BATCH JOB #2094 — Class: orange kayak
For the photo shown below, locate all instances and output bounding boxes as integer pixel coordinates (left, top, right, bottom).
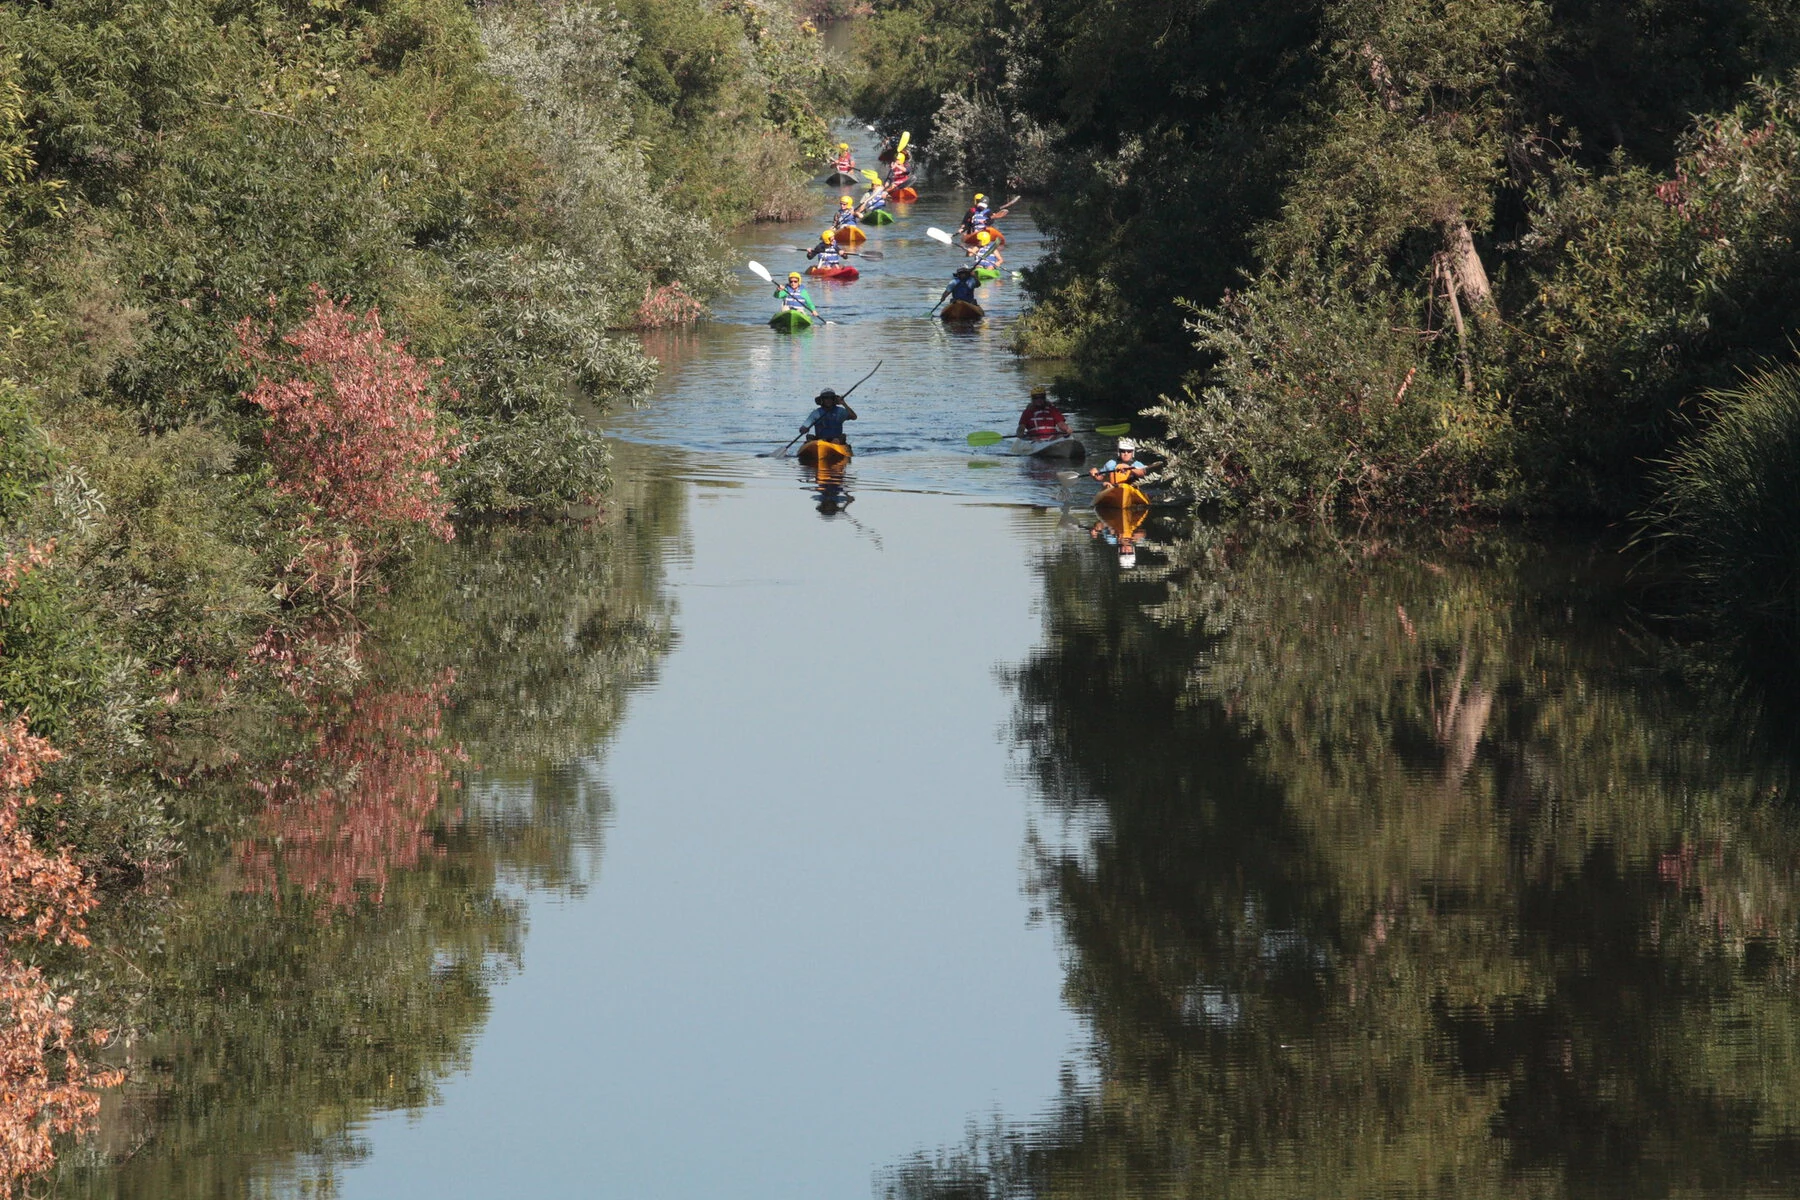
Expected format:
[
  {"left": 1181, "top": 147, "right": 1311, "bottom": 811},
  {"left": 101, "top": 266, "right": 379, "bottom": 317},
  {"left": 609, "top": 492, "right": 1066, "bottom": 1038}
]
[
  {"left": 894, "top": 187, "right": 918, "bottom": 202},
  {"left": 1095, "top": 482, "right": 1149, "bottom": 510},
  {"left": 798, "top": 439, "right": 852, "bottom": 466},
  {"left": 962, "top": 226, "right": 1005, "bottom": 246},
  {"left": 837, "top": 226, "right": 867, "bottom": 245}
]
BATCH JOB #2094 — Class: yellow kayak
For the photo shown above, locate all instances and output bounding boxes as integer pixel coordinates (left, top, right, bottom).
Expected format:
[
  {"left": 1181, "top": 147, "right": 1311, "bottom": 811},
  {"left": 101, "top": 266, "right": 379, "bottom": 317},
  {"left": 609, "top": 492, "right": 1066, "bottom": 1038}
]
[
  {"left": 798, "top": 439, "right": 852, "bottom": 466},
  {"left": 836, "top": 226, "right": 867, "bottom": 245},
  {"left": 1094, "top": 482, "right": 1149, "bottom": 510}
]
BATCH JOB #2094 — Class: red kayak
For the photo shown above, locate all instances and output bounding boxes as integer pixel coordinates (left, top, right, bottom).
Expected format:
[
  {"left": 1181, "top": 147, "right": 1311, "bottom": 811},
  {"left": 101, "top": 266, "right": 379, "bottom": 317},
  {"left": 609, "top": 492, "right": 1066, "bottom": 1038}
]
[{"left": 805, "top": 264, "right": 860, "bottom": 281}]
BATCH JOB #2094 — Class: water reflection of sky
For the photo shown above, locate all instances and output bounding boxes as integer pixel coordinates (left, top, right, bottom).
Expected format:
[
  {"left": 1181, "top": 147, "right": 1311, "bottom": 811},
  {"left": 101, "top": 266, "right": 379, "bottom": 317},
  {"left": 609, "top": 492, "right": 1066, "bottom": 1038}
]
[{"left": 332, "top": 461, "right": 1095, "bottom": 1199}]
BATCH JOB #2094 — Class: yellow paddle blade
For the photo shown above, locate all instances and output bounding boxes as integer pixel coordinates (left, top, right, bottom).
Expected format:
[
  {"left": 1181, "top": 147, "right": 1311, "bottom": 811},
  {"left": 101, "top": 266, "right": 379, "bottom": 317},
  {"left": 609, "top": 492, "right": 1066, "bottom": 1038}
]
[
  {"left": 862, "top": 169, "right": 882, "bottom": 184},
  {"left": 897, "top": 131, "right": 911, "bottom": 153}
]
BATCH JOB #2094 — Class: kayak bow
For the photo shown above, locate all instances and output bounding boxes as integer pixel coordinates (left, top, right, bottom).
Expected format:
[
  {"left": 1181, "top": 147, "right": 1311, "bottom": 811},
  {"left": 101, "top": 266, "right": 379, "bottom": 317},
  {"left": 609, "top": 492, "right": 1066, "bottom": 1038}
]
[
  {"left": 1094, "top": 482, "right": 1150, "bottom": 510},
  {"left": 798, "top": 439, "right": 852, "bottom": 466},
  {"left": 805, "top": 264, "right": 860, "bottom": 281},
  {"left": 770, "top": 309, "right": 814, "bottom": 332}
]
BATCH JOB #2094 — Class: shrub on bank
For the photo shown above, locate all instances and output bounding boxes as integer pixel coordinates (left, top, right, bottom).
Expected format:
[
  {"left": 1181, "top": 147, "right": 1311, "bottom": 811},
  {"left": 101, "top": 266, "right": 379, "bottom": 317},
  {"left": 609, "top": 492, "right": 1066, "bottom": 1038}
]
[{"left": 1645, "top": 363, "right": 1800, "bottom": 651}]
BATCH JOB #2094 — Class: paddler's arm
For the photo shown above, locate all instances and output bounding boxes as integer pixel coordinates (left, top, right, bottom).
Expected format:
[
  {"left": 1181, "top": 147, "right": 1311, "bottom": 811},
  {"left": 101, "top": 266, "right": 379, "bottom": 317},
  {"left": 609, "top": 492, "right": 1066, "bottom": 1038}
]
[{"left": 842, "top": 404, "right": 858, "bottom": 421}]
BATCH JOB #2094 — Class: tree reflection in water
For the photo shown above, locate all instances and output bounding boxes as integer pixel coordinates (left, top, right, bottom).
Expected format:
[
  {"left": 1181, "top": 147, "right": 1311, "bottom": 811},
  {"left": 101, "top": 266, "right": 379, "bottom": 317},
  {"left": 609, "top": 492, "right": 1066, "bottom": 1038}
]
[
  {"left": 54, "top": 461, "right": 682, "bottom": 1198},
  {"left": 888, "top": 522, "right": 1800, "bottom": 1200}
]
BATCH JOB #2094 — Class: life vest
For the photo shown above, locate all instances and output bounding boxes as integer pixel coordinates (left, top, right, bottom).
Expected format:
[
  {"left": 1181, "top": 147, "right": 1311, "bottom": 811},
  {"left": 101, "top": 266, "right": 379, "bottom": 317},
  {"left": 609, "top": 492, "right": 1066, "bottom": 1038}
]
[
  {"left": 833, "top": 208, "right": 859, "bottom": 229},
  {"left": 813, "top": 408, "right": 848, "bottom": 441},
  {"left": 780, "top": 286, "right": 810, "bottom": 310},
  {"left": 1022, "top": 406, "right": 1063, "bottom": 439},
  {"left": 948, "top": 275, "right": 978, "bottom": 303},
  {"left": 833, "top": 152, "right": 855, "bottom": 172},
  {"left": 975, "top": 246, "right": 1000, "bottom": 268},
  {"left": 888, "top": 162, "right": 911, "bottom": 186},
  {"left": 816, "top": 246, "right": 842, "bottom": 266},
  {"left": 862, "top": 189, "right": 886, "bottom": 211},
  {"left": 968, "top": 206, "right": 991, "bottom": 230}
]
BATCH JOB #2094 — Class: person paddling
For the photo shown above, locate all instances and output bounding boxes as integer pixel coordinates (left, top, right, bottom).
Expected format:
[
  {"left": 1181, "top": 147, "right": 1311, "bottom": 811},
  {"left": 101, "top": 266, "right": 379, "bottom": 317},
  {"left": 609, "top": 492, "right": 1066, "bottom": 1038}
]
[
  {"left": 775, "top": 271, "right": 819, "bottom": 317},
  {"left": 958, "top": 194, "right": 992, "bottom": 237},
  {"left": 832, "top": 194, "right": 861, "bottom": 232},
  {"left": 939, "top": 266, "right": 980, "bottom": 309},
  {"left": 886, "top": 151, "right": 912, "bottom": 190},
  {"left": 967, "top": 229, "right": 1003, "bottom": 269},
  {"left": 1016, "top": 387, "right": 1071, "bottom": 441},
  {"left": 1090, "top": 438, "right": 1149, "bottom": 486},
  {"left": 831, "top": 142, "right": 855, "bottom": 174},
  {"left": 800, "top": 389, "right": 858, "bottom": 449},
  {"left": 856, "top": 177, "right": 889, "bottom": 217},
  {"left": 806, "top": 230, "right": 845, "bottom": 266}
]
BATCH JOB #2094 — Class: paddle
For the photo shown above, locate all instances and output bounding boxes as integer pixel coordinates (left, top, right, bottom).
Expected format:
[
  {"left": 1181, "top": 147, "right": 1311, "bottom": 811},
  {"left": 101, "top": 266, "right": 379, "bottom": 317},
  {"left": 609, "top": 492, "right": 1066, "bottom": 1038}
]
[
  {"left": 966, "top": 431, "right": 1007, "bottom": 447},
  {"left": 1095, "top": 422, "right": 1131, "bottom": 437},
  {"left": 749, "top": 260, "right": 832, "bottom": 324},
  {"left": 792, "top": 248, "right": 884, "bottom": 260},
  {"left": 927, "top": 227, "right": 955, "bottom": 246}
]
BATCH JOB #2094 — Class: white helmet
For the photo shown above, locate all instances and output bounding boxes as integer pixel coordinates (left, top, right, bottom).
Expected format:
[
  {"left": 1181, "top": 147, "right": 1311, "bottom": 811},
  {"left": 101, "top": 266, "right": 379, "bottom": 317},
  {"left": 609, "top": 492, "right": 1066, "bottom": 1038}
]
[
  {"left": 1118, "top": 548, "right": 1137, "bottom": 569},
  {"left": 1117, "top": 437, "right": 1137, "bottom": 452}
]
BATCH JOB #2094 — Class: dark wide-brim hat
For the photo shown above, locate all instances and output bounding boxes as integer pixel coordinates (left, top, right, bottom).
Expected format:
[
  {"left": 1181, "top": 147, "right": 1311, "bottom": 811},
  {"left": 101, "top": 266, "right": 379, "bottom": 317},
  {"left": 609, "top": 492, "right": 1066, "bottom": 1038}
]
[{"left": 816, "top": 389, "right": 841, "bottom": 402}]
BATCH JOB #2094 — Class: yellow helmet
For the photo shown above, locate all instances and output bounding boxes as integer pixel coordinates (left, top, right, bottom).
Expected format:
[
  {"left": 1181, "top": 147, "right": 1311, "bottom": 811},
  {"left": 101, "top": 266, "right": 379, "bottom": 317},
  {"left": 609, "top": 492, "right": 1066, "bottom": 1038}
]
[
  {"left": 895, "top": 152, "right": 907, "bottom": 164},
  {"left": 822, "top": 230, "right": 835, "bottom": 242},
  {"left": 973, "top": 192, "right": 987, "bottom": 202},
  {"left": 837, "top": 142, "right": 849, "bottom": 151},
  {"left": 787, "top": 271, "right": 801, "bottom": 282},
  {"left": 976, "top": 230, "right": 993, "bottom": 244},
  {"left": 839, "top": 195, "right": 853, "bottom": 207}
]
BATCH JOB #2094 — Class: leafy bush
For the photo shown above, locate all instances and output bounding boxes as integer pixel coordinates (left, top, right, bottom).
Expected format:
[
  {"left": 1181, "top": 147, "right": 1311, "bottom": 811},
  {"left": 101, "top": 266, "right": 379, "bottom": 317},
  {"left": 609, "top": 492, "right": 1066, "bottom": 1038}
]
[{"left": 1644, "top": 362, "right": 1800, "bottom": 650}]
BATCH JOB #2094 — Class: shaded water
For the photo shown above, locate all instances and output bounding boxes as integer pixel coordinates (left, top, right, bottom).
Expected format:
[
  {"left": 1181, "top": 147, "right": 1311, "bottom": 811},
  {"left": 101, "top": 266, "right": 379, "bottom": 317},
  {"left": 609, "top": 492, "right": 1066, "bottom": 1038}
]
[{"left": 57, "top": 127, "right": 1800, "bottom": 1198}]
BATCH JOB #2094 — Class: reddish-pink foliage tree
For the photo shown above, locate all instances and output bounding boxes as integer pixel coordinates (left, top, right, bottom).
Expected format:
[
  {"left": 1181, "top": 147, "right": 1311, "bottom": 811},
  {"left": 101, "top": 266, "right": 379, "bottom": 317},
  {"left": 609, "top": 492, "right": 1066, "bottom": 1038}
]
[
  {"left": 237, "top": 287, "right": 463, "bottom": 594},
  {"left": 0, "top": 704, "right": 124, "bottom": 1193},
  {"left": 236, "top": 671, "right": 464, "bottom": 911}
]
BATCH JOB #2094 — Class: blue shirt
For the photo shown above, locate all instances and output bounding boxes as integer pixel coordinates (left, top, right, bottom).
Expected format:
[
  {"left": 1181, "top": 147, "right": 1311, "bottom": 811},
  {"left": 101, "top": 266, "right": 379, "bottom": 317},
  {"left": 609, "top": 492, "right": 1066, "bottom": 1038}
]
[
  {"left": 947, "top": 275, "right": 978, "bottom": 303},
  {"left": 807, "top": 406, "right": 851, "bottom": 441}
]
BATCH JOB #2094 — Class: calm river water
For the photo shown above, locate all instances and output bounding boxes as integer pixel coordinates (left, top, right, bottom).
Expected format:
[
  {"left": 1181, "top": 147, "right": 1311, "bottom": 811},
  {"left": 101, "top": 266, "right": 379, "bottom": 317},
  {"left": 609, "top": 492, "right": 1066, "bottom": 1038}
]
[{"left": 58, "top": 129, "right": 1800, "bottom": 1199}]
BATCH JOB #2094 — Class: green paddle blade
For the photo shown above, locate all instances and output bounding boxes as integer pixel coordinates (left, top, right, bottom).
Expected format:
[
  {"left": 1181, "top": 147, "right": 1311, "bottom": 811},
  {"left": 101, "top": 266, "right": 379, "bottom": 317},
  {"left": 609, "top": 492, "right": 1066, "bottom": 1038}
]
[
  {"left": 1095, "top": 422, "right": 1131, "bottom": 436},
  {"left": 966, "top": 430, "right": 1005, "bottom": 446}
]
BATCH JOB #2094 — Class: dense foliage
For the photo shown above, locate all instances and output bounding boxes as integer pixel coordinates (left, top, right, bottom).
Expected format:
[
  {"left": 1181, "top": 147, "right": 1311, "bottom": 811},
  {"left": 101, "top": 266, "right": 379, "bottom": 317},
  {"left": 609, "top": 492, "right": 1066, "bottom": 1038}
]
[
  {"left": 0, "top": 0, "right": 836, "bottom": 1187},
  {"left": 855, "top": 0, "right": 1800, "bottom": 528}
]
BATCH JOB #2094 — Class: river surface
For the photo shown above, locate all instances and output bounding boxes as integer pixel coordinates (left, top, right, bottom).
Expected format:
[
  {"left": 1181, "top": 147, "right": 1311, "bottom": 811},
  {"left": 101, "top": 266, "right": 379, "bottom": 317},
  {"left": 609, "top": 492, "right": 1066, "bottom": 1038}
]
[{"left": 59, "top": 128, "right": 1800, "bottom": 1199}]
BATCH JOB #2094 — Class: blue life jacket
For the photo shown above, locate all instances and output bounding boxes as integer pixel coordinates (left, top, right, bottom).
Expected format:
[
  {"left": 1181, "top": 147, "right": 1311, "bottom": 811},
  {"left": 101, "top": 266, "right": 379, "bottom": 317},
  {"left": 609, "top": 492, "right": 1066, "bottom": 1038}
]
[
  {"left": 948, "top": 275, "right": 978, "bottom": 303},
  {"left": 779, "top": 285, "right": 811, "bottom": 310},
  {"left": 975, "top": 246, "right": 1000, "bottom": 268},
  {"left": 810, "top": 406, "right": 849, "bottom": 441},
  {"left": 833, "top": 209, "right": 859, "bottom": 228},
  {"left": 968, "top": 206, "right": 991, "bottom": 229}
]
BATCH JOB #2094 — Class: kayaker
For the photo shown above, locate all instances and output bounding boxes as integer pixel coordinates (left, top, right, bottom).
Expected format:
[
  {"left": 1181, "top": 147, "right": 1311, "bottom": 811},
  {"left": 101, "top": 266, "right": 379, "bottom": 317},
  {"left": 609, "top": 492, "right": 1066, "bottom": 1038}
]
[
  {"left": 958, "top": 194, "right": 992, "bottom": 236},
  {"left": 939, "top": 267, "right": 979, "bottom": 308},
  {"left": 832, "top": 143, "right": 855, "bottom": 174},
  {"left": 1016, "top": 388, "right": 1071, "bottom": 441},
  {"left": 1090, "top": 438, "right": 1149, "bottom": 485},
  {"left": 774, "top": 272, "right": 819, "bottom": 316},
  {"left": 832, "top": 194, "right": 860, "bottom": 231},
  {"left": 806, "top": 230, "right": 845, "bottom": 266},
  {"left": 856, "top": 178, "right": 889, "bottom": 216},
  {"left": 800, "top": 389, "right": 858, "bottom": 448},
  {"left": 886, "top": 151, "right": 912, "bottom": 189},
  {"left": 967, "top": 229, "right": 1003, "bottom": 269}
]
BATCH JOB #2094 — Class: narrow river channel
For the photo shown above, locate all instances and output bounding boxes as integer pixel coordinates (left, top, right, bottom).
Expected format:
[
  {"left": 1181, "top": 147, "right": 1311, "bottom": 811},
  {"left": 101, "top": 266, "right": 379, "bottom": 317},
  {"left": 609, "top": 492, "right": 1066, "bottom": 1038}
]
[{"left": 62, "top": 129, "right": 1800, "bottom": 1199}]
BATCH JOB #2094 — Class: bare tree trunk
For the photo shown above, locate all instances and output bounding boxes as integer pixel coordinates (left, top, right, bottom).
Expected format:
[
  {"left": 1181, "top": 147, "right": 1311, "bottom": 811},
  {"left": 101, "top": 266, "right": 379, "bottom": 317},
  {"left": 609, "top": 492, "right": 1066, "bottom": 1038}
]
[
  {"left": 1441, "top": 214, "right": 1495, "bottom": 321},
  {"left": 1434, "top": 255, "right": 1475, "bottom": 393}
]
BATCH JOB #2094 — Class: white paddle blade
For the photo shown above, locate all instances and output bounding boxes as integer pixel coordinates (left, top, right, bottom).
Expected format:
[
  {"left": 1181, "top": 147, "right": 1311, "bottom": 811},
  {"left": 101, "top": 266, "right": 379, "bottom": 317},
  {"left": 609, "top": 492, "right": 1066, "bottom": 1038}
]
[
  {"left": 926, "top": 227, "right": 954, "bottom": 245},
  {"left": 747, "top": 260, "right": 773, "bottom": 284}
]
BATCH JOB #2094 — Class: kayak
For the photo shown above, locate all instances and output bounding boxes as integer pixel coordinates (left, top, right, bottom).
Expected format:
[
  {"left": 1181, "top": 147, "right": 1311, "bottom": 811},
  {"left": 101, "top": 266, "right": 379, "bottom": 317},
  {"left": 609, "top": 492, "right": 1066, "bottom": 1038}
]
[
  {"left": 866, "top": 209, "right": 895, "bottom": 226},
  {"left": 963, "top": 227, "right": 1005, "bottom": 246},
  {"left": 974, "top": 267, "right": 1000, "bottom": 281},
  {"left": 893, "top": 187, "right": 918, "bottom": 202},
  {"left": 798, "top": 439, "right": 852, "bottom": 466},
  {"left": 806, "top": 264, "right": 860, "bottom": 281},
  {"left": 769, "top": 308, "right": 814, "bottom": 332},
  {"left": 1007, "top": 436, "right": 1084, "bottom": 459},
  {"left": 837, "top": 226, "right": 867, "bottom": 245},
  {"left": 825, "top": 172, "right": 858, "bottom": 186},
  {"left": 1095, "top": 482, "right": 1150, "bottom": 510},
  {"left": 941, "top": 300, "right": 984, "bottom": 322}
]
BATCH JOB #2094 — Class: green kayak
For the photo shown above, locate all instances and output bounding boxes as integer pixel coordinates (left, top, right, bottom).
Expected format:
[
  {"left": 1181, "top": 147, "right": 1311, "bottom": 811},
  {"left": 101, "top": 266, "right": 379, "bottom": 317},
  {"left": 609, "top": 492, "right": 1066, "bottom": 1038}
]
[
  {"left": 769, "top": 308, "right": 814, "bottom": 332},
  {"left": 866, "top": 209, "right": 896, "bottom": 226},
  {"left": 974, "top": 267, "right": 1000, "bottom": 281}
]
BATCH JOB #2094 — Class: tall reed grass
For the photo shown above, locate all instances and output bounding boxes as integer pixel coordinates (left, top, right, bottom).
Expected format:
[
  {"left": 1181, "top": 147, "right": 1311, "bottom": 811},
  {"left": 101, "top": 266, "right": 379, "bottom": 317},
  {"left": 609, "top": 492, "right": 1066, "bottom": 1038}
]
[{"left": 1645, "top": 363, "right": 1800, "bottom": 650}]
